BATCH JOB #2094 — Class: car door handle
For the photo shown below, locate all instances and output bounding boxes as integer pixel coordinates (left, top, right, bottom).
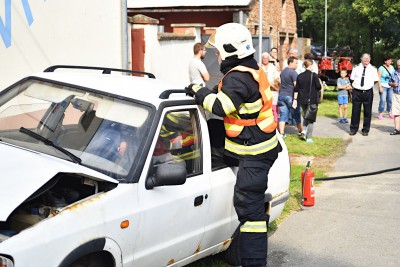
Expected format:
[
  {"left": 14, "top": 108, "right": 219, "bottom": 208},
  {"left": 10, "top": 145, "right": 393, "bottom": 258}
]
[{"left": 194, "top": 195, "right": 204, "bottom": 207}]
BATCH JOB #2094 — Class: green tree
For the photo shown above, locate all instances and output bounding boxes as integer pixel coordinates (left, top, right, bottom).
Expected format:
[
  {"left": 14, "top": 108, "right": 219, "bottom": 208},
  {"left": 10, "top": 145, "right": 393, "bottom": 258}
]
[
  {"left": 299, "top": 0, "right": 400, "bottom": 64},
  {"left": 353, "top": 0, "right": 400, "bottom": 62}
]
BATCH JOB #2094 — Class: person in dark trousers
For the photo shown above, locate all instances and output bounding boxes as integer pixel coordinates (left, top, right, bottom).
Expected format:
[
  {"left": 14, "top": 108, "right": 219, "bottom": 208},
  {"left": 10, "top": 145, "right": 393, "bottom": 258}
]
[
  {"left": 349, "top": 53, "right": 379, "bottom": 136},
  {"left": 186, "top": 23, "right": 279, "bottom": 267},
  {"left": 293, "top": 59, "right": 322, "bottom": 143},
  {"left": 278, "top": 57, "right": 300, "bottom": 137}
]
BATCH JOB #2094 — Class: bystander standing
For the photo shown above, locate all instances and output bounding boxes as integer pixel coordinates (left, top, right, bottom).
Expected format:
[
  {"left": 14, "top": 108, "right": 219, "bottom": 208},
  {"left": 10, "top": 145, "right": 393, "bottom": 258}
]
[
  {"left": 349, "top": 53, "right": 379, "bottom": 136},
  {"left": 337, "top": 69, "right": 352, "bottom": 123},
  {"left": 261, "top": 52, "right": 280, "bottom": 122},
  {"left": 283, "top": 48, "right": 303, "bottom": 74},
  {"left": 377, "top": 56, "right": 395, "bottom": 120},
  {"left": 278, "top": 57, "right": 302, "bottom": 137},
  {"left": 389, "top": 59, "right": 400, "bottom": 135},
  {"left": 189, "top": 43, "right": 209, "bottom": 86},
  {"left": 270, "top": 47, "right": 280, "bottom": 72},
  {"left": 303, "top": 53, "right": 318, "bottom": 74},
  {"left": 294, "top": 59, "right": 321, "bottom": 143}
]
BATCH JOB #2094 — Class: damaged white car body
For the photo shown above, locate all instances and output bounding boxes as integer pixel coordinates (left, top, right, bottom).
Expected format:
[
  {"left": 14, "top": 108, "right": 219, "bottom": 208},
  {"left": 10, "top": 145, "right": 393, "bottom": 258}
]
[{"left": 0, "top": 66, "right": 290, "bottom": 267}]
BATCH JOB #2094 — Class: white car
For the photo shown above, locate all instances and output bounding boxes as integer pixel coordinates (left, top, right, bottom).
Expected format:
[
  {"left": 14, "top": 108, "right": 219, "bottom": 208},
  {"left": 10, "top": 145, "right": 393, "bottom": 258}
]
[{"left": 0, "top": 66, "right": 290, "bottom": 267}]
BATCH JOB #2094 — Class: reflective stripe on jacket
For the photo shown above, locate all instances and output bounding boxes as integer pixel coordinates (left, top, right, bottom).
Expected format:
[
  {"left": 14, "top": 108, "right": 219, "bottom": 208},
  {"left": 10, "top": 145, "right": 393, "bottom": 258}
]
[{"left": 217, "top": 66, "right": 277, "bottom": 137}]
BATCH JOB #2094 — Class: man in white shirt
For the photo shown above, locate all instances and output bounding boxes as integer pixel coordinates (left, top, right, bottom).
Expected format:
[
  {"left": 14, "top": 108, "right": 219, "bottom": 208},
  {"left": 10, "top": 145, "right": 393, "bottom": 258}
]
[
  {"left": 349, "top": 53, "right": 379, "bottom": 136},
  {"left": 303, "top": 53, "right": 318, "bottom": 74},
  {"left": 283, "top": 48, "right": 303, "bottom": 74},
  {"left": 189, "top": 43, "right": 209, "bottom": 86},
  {"left": 189, "top": 43, "right": 222, "bottom": 161}
]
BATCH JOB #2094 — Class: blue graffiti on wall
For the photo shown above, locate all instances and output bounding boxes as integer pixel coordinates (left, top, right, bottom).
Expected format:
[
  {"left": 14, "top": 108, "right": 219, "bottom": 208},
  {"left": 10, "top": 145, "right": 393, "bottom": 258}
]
[{"left": 0, "top": 0, "right": 34, "bottom": 48}]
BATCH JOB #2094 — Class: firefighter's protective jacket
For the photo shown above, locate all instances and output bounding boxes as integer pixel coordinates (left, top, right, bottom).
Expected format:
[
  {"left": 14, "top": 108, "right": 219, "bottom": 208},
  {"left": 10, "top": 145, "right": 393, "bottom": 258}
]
[{"left": 194, "top": 57, "right": 278, "bottom": 160}]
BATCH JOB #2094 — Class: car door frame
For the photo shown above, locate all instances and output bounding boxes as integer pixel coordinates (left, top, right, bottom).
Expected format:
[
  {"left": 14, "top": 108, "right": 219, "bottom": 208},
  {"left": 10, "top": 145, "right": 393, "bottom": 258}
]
[{"left": 133, "top": 104, "right": 211, "bottom": 266}]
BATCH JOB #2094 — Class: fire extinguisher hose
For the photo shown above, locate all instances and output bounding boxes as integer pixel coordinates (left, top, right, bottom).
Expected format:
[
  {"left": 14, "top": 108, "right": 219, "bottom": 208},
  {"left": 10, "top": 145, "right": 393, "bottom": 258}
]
[
  {"left": 301, "top": 161, "right": 311, "bottom": 198},
  {"left": 291, "top": 166, "right": 400, "bottom": 182}
]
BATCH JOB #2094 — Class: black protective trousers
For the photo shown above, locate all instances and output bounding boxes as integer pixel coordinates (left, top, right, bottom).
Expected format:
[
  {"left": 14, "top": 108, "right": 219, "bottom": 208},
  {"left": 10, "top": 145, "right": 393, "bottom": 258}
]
[{"left": 234, "top": 158, "right": 275, "bottom": 267}]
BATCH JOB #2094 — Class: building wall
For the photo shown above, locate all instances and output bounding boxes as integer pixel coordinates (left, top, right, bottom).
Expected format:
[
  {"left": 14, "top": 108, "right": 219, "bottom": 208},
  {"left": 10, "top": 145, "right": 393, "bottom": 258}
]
[
  {"left": 247, "top": 0, "right": 298, "bottom": 68},
  {"left": 133, "top": 12, "right": 233, "bottom": 33},
  {"left": 131, "top": 23, "right": 194, "bottom": 86},
  {"left": 157, "top": 39, "right": 194, "bottom": 85},
  {"left": 129, "top": 0, "right": 304, "bottom": 79}
]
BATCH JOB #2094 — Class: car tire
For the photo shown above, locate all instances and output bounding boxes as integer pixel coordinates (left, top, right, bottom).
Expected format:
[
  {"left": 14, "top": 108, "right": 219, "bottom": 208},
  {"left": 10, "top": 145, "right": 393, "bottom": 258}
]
[
  {"left": 69, "top": 252, "right": 114, "bottom": 267},
  {"left": 222, "top": 226, "right": 241, "bottom": 266}
]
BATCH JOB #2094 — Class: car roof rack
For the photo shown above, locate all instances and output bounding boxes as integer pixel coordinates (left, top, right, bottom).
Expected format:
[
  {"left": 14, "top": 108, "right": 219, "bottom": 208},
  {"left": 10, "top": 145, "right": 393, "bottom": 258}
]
[
  {"left": 44, "top": 65, "right": 156, "bottom": 78},
  {"left": 159, "top": 89, "right": 187, "bottom": 99}
]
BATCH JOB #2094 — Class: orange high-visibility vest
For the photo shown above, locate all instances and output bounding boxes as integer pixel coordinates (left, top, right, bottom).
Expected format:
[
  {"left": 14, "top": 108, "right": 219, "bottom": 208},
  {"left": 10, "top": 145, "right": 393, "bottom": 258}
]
[{"left": 218, "top": 66, "right": 277, "bottom": 137}]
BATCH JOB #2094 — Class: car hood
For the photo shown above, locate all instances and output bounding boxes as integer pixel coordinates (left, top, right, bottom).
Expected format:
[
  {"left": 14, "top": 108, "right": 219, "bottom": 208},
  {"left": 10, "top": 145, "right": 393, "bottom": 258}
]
[{"left": 0, "top": 142, "right": 118, "bottom": 221}]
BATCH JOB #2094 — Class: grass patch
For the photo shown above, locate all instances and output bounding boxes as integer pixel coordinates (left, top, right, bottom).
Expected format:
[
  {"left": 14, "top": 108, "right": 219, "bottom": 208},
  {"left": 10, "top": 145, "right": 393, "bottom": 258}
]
[
  {"left": 274, "top": 164, "right": 326, "bottom": 225},
  {"left": 276, "top": 135, "right": 345, "bottom": 223},
  {"left": 319, "top": 90, "right": 353, "bottom": 119},
  {"left": 284, "top": 134, "right": 345, "bottom": 156}
]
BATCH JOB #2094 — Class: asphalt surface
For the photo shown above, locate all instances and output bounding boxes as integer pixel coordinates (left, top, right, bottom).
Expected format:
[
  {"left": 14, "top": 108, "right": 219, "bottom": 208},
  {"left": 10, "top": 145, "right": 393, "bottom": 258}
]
[{"left": 268, "top": 89, "right": 400, "bottom": 267}]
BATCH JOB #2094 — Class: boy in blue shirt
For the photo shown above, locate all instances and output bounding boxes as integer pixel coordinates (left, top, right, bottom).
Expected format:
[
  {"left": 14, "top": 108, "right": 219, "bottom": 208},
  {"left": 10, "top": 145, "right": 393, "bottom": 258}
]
[{"left": 337, "top": 69, "right": 352, "bottom": 123}]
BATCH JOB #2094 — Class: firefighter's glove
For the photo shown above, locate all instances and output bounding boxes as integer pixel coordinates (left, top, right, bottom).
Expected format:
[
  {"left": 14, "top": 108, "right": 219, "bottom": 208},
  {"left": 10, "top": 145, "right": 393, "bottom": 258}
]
[
  {"left": 212, "top": 84, "right": 219, "bottom": 92},
  {"left": 185, "top": 84, "right": 203, "bottom": 97}
]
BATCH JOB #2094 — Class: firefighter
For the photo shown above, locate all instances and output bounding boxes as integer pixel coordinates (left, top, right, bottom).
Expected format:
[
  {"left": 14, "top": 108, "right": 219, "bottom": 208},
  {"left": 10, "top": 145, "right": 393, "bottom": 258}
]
[{"left": 185, "top": 23, "right": 279, "bottom": 267}]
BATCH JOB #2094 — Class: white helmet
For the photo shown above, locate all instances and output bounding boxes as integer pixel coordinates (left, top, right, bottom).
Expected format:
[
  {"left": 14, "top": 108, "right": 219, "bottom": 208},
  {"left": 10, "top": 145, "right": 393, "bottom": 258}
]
[{"left": 206, "top": 23, "right": 255, "bottom": 60}]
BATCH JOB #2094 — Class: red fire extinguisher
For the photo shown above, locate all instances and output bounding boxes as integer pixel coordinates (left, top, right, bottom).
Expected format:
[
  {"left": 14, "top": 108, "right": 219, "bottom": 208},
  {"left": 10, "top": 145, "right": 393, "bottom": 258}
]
[{"left": 301, "top": 161, "right": 315, "bottom": 206}]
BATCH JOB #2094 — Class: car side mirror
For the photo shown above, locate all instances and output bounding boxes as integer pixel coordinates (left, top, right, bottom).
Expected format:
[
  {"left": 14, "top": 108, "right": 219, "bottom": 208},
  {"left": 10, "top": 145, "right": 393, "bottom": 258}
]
[{"left": 146, "top": 163, "right": 187, "bottom": 189}]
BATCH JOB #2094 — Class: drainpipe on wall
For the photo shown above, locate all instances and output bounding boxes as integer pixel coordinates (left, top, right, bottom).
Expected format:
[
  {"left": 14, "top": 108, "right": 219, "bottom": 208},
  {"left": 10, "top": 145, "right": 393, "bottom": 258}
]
[{"left": 122, "top": 0, "right": 129, "bottom": 70}]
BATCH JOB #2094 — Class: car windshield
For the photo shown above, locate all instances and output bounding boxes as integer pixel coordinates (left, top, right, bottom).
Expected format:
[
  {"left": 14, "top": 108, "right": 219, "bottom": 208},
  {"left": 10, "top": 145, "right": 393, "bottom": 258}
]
[{"left": 0, "top": 79, "right": 152, "bottom": 180}]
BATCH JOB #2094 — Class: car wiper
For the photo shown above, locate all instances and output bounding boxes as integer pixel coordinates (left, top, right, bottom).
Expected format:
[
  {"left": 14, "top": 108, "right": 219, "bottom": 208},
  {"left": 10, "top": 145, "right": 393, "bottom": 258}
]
[{"left": 19, "top": 127, "right": 82, "bottom": 164}]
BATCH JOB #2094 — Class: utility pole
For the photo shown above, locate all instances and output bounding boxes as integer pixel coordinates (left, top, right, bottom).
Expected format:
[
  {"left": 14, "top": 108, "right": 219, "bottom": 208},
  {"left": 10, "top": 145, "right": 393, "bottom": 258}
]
[
  {"left": 324, "top": 0, "right": 327, "bottom": 57},
  {"left": 259, "top": 0, "right": 263, "bottom": 63}
]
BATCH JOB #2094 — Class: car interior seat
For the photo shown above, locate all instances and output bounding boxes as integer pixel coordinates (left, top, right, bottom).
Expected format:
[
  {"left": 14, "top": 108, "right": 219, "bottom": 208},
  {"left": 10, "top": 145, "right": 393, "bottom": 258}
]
[{"left": 85, "top": 121, "right": 121, "bottom": 162}]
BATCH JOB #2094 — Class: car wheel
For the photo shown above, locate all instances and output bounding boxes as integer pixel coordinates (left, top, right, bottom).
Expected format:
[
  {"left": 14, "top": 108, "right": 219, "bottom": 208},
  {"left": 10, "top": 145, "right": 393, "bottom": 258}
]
[
  {"left": 222, "top": 226, "right": 241, "bottom": 266},
  {"left": 69, "top": 252, "right": 114, "bottom": 267}
]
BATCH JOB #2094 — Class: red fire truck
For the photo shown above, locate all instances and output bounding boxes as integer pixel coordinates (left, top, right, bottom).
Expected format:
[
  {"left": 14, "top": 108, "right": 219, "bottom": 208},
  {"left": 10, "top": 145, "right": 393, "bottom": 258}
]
[{"left": 317, "top": 47, "right": 353, "bottom": 86}]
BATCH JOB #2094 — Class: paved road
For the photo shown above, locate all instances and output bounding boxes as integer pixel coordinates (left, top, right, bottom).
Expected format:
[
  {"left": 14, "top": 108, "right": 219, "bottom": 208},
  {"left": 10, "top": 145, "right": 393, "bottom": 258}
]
[{"left": 268, "top": 89, "right": 400, "bottom": 267}]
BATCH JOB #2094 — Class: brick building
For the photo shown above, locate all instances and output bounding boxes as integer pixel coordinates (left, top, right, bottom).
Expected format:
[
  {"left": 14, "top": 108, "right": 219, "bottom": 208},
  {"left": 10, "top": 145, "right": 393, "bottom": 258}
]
[
  {"left": 128, "top": 0, "right": 301, "bottom": 68},
  {"left": 247, "top": 0, "right": 301, "bottom": 68}
]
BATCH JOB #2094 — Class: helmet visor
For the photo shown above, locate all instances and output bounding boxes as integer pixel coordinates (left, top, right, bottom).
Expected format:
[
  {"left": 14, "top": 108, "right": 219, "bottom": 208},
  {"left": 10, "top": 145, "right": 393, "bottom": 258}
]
[{"left": 205, "top": 32, "right": 216, "bottom": 48}]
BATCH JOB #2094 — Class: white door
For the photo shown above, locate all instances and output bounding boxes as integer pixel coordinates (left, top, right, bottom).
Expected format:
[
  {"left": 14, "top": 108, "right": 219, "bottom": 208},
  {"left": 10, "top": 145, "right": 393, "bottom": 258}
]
[{"left": 134, "top": 108, "right": 210, "bottom": 266}]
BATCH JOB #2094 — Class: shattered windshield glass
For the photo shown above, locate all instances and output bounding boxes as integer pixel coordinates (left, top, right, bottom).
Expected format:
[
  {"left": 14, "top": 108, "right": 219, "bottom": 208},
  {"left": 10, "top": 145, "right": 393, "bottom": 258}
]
[{"left": 0, "top": 79, "right": 152, "bottom": 180}]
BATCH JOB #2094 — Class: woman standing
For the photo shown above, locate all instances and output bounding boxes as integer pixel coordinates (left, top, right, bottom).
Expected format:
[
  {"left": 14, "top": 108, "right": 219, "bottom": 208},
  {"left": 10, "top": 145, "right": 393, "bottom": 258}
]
[
  {"left": 293, "top": 59, "right": 321, "bottom": 143},
  {"left": 377, "top": 56, "right": 395, "bottom": 120},
  {"left": 389, "top": 59, "right": 400, "bottom": 135}
]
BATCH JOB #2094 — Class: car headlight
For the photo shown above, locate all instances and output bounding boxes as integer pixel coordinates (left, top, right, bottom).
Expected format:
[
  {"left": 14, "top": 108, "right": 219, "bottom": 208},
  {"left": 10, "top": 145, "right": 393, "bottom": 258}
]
[{"left": 0, "top": 256, "right": 13, "bottom": 267}]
